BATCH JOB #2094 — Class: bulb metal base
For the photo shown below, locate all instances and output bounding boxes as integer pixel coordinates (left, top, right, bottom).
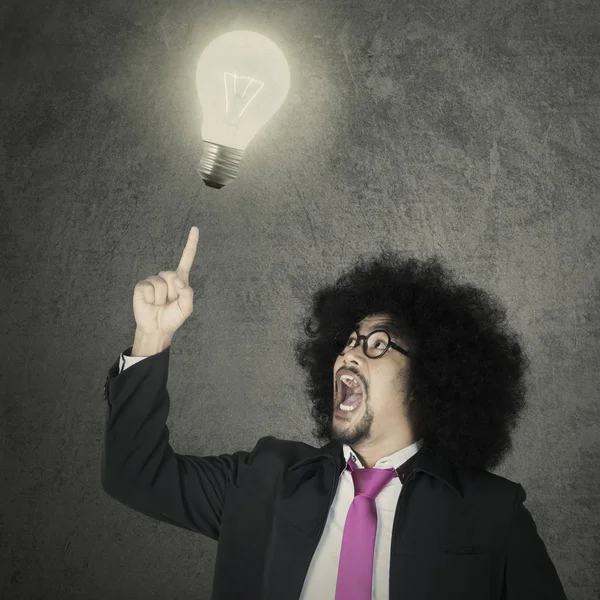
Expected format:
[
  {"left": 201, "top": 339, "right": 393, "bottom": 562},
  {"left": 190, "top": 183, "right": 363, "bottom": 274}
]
[{"left": 198, "top": 141, "right": 245, "bottom": 189}]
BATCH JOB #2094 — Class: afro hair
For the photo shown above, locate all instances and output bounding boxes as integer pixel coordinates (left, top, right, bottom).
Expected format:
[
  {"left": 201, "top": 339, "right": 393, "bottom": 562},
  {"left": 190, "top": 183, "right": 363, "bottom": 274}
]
[{"left": 293, "top": 251, "right": 530, "bottom": 471}]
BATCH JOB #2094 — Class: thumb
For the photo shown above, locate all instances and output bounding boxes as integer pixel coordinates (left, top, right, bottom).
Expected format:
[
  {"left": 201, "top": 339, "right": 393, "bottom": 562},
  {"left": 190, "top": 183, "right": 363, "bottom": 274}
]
[{"left": 176, "top": 278, "right": 185, "bottom": 288}]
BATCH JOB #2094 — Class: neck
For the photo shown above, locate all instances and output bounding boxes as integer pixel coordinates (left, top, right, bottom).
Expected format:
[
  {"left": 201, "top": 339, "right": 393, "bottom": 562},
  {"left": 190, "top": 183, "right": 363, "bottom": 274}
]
[{"left": 351, "top": 437, "right": 417, "bottom": 468}]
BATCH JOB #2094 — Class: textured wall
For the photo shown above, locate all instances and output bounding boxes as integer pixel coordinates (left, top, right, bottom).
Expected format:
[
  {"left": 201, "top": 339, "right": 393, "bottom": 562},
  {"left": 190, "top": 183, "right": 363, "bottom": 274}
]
[{"left": 1, "top": 0, "right": 598, "bottom": 598}]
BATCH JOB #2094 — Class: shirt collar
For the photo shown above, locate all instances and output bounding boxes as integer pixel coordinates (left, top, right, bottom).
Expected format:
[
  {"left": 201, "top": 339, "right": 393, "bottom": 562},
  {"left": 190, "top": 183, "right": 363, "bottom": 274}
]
[{"left": 343, "top": 437, "right": 424, "bottom": 469}]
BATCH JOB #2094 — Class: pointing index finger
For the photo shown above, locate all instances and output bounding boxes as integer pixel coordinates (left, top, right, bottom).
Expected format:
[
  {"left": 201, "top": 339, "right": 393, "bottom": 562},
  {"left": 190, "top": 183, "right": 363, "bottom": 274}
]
[{"left": 177, "top": 226, "right": 199, "bottom": 283}]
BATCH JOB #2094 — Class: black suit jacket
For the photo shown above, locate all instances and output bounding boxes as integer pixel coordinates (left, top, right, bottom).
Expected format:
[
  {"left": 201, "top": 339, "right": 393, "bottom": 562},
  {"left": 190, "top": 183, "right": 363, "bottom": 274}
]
[{"left": 102, "top": 345, "right": 567, "bottom": 600}]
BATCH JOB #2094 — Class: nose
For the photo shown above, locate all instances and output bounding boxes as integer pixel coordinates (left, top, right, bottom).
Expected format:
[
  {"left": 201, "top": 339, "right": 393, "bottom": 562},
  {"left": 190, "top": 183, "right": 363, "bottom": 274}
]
[{"left": 343, "top": 341, "right": 368, "bottom": 363}]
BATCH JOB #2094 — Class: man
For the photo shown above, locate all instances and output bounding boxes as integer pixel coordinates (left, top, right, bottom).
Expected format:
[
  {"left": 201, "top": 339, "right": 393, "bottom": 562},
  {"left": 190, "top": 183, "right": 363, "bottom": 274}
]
[{"left": 102, "top": 226, "right": 567, "bottom": 599}]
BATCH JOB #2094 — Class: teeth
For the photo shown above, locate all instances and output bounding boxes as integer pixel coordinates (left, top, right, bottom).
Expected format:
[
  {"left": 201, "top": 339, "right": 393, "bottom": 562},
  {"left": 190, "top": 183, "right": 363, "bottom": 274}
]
[
  {"left": 338, "top": 373, "right": 364, "bottom": 413},
  {"left": 340, "top": 374, "right": 360, "bottom": 389}
]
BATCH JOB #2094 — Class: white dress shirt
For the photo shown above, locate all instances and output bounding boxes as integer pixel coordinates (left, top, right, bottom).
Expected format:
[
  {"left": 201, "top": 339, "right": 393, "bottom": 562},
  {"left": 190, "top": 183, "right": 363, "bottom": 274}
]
[{"left": 119, "top": 351, "right": 424, "bottom": 600}]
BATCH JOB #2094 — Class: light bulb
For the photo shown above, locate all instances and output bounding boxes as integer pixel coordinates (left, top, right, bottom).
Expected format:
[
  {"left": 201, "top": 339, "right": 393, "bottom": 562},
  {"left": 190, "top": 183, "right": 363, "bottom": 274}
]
[{"left": 196, "top": 30, "right": 291, "bottom": 189}]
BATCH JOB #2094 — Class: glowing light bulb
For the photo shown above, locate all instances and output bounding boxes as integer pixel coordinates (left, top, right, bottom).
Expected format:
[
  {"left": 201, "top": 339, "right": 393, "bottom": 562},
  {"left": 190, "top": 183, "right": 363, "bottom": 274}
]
[{"left": 196, "top": 30, "right": 291, "bottom": 189}]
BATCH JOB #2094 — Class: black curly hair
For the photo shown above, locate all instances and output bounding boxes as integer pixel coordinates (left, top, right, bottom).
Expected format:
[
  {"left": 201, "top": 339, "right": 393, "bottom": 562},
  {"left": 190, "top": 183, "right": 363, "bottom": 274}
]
[{"left": 293, "top": 251, "right": 530, "bottom": 471}]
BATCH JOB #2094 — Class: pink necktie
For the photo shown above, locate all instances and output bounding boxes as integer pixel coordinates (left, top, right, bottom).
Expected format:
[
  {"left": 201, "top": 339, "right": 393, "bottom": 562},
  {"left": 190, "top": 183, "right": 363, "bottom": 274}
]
[{"left": 335, "top": 457, "right": 398, "bottom": 600}]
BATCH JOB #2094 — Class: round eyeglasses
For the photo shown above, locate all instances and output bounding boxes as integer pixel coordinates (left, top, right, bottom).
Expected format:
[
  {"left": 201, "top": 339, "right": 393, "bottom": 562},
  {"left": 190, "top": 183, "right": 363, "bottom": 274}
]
[{"left": 333, "top": 328, "right": 413, "bottom": 359}]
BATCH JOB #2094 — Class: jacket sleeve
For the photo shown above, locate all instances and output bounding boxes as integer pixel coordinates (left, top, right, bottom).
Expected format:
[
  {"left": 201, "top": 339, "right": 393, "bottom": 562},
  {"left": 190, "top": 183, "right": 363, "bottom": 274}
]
[
  {"left": 504, "top": 483, "right": 568, "bottom": 599},
  {"left": 101, "top": 345, "right": 271, "bottom": 540}
]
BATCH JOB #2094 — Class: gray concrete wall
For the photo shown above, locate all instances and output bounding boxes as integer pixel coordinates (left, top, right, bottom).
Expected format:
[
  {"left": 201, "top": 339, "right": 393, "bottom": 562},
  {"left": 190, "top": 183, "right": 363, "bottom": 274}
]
[{"left": 1, "top": 0, "right": 598, "bottom": 598}]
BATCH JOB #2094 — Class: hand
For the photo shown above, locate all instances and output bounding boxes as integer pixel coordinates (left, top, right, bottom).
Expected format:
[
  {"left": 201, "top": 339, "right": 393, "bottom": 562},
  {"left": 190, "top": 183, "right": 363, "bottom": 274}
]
[{"left": 133, "top": 226, "right": 199, "bottom": 337}]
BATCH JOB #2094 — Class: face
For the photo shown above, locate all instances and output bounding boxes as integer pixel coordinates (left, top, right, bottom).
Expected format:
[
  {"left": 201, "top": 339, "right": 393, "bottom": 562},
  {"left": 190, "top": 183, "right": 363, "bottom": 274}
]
[{"left": 331, "top": 313, "right": 412, "bottom": 449}]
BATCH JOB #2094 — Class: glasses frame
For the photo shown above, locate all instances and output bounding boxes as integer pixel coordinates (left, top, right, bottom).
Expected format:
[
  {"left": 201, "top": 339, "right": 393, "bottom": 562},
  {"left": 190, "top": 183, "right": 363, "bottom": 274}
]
[{"left": 335, "top": 328, "right": 414, "bottom": 360}]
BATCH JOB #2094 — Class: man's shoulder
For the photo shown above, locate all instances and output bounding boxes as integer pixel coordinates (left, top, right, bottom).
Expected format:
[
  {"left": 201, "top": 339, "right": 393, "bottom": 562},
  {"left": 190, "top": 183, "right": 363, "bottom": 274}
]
[
  {"left": 243, "top": 436, "right": 321, "bottom": 495},
  {"left": 248, "top": 435, "right": 343, "bottom": 478},
  {"left": 452, "top": 463, "right": 524, "bottom": 507}
]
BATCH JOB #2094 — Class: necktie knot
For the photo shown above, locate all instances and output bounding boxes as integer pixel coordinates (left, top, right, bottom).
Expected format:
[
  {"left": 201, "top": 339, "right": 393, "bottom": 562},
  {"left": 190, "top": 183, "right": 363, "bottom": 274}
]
[{"left": 347, "top": 457, "right": 397, "bottom": 499}]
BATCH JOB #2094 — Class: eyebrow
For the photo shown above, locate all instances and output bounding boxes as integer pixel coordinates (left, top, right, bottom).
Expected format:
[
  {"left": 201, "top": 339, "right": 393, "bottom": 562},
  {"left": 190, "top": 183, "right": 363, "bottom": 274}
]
[{"left": 357, "top": 322, "right": 401, "bottom": 337}]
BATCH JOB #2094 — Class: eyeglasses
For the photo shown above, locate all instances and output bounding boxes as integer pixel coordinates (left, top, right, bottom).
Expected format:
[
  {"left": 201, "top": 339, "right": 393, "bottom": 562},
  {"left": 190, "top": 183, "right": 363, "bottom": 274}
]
[{"left": 334, "top": 328, "right": 413, "bottom": 360}]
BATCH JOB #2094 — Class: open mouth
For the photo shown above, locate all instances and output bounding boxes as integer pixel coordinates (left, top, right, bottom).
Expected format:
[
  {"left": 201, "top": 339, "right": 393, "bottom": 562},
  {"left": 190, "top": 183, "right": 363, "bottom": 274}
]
[{"left": 337, "top": 378, "right": 365, "bottom": 414}]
